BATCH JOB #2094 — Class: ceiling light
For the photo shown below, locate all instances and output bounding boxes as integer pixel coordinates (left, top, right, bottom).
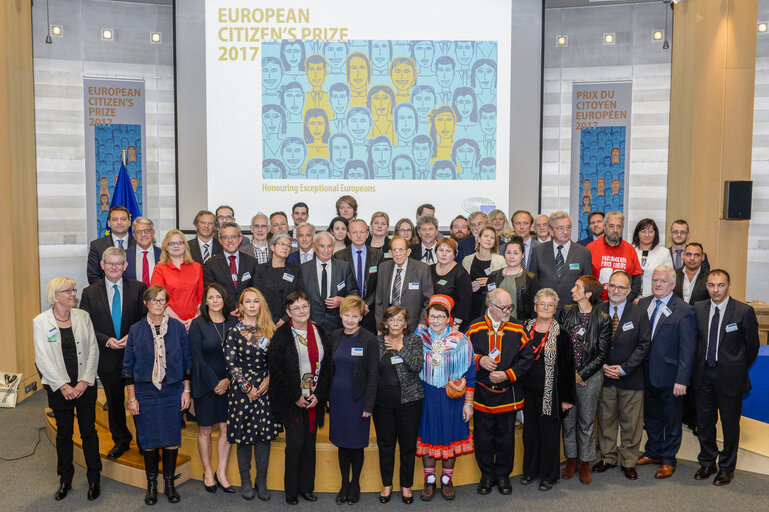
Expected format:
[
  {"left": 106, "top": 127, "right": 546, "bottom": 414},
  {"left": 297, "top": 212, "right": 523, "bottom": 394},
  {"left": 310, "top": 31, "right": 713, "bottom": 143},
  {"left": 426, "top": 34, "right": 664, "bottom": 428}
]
[
  {"left": 151, "top": 32, "right": 162, "bottom": 43},
  {"left": 101, "top": 28, "right": 113, "bottom": 40},
  {"left": 51, "top": 25, "right": 62, "bottom": 37},
  {"left": 556, "top": 35, "right": 567, "bottom": 47},
  {"left": 603, "top": 33, "right": 615, "bottom": 45},
  {"left": 759, "top": 23, "right": 768, "bottom": 33},
  {"left": 652, "top": 30, "right": 664, "bottom": 41}
]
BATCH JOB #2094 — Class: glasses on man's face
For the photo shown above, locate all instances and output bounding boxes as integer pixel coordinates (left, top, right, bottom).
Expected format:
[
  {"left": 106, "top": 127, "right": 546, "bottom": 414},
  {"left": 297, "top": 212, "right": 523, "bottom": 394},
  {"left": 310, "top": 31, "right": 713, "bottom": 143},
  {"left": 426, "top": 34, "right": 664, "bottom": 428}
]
[
  {"left": 428, "top": 314, "right": 447, "bottom": 321},
  {"left": 167, "top": 241, "right": 185, "bottom": 247},
  {"left": 491, "top": 303, "right": 514, "bottom": 313},
  {"left": 103, "top": 261, "right": 124, "bottom": 268},
  {"left": 149, "top": 298, "right": 167, "bottom": 305},
  {"left": 390, "top": 247, "right": 408, "bottom": 253},
  {"left": 220, "top": 235, "right": 240, "bottom": 241},
  {"left": 134, "top": 228, "right": 153, "bottom": 236},
  {"left": 671, "top": 230, "right": 688, "bottom": 236},
  {"left": 607, "top": 283, "right": 630, "bottom": 291},
  {"left": 536, "top": 301, "right": 555, "bottom": 309},
  {"left": 290, "top": 303, "right": 310, "bottom": 312},
  {"left": 57, "top": 288, "right": 77, "bottom": 295}
]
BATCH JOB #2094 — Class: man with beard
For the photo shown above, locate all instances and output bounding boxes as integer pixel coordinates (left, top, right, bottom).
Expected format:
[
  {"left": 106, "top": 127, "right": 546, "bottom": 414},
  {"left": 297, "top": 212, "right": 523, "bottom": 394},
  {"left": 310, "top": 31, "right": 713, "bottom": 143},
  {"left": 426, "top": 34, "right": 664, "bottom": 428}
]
[{"left": 587, "top": 211, "right": 642, "bottom": 301}]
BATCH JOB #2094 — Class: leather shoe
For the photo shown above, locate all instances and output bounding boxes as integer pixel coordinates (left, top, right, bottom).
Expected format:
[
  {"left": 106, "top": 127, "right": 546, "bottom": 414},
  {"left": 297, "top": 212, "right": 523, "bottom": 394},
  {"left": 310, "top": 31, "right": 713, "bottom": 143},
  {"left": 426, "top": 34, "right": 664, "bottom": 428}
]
[
  {"left": 440, "top": 482, "right": 455, "bottom": 500},
  {"left": 621, "top": 466, "right": 638, "bottom": 480},
  {"left": 694, "top": 465, "right": 717, "bottom": 481},
  {"left": 520, "top": 474, "right": 535, "bottom": 485},
  {"left": 539, "top": 481, "right": 553, "bottom": 492},
  {"left": 107, "top": 443, "right": 129, "bottom": 460},
  {"left": 637, "top": 454, "right": 661, "bottom": 465},
  {"left": 561, "top": 457, "right": 577, "bottom": 479},
  {"left": 420, "top": 483, "right": 435, "bottom": 501},
  {"left": 497, "top": 478, "right": 512, "bottom": 495},
  {"left": 87, "top": 482, "right": 100, "bottom": 501},
  {"left": 54, "top": 482, "right": 71, "bottom": 501},
  {"left": 378, "top": 494, "right": 390, "bottom": 504},
  {"left": 655, "top": 464, "right": 676, "bottom": 479},
  {"left": 215, "top": 473, "right": 236, "bottom": 493},
  {"left": 402, "top": 494, "right": 413, "bottom": 504},
  {"left": 713, "top": 470, "right": 734, "bottom": 486},
  {"left": 300, "top": 492, "right": 318, "bottom": 502},
  {"left": 592, "top": 461, "right": 617, "bottom": 473},
  {"left": 285, "top": 495, "right": 298, "bottom": 505},
  {"left": 476, "top": 478, "right": 493, "bottom": 495}
]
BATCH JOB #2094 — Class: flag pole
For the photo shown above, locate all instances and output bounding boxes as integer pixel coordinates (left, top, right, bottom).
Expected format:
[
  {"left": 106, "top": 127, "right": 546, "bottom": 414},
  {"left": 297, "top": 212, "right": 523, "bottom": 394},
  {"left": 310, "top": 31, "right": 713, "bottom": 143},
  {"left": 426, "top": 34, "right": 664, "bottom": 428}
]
[{"left": 122, "top": 149, "right": 127, "bottom": 166}]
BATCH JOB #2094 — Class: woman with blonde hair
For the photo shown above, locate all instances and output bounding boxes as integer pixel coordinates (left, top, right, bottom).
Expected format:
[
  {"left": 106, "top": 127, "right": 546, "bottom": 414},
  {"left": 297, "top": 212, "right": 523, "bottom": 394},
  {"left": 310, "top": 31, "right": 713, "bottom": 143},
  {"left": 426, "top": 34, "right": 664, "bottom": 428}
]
[
  {"left": 225, "top": 287, "right": 281, "bottom": 501},
  {"left": 487, "top": 209, "right": 514, "bottom": 250},
  {"left": 462, "top": 226, "right": 506, "bottom": 320},
  {"left": 151, "top": 229, "right": 204, "bottom": 330},
  {"left": 368, "top": 211, "right": 391, "bottom": 251}
]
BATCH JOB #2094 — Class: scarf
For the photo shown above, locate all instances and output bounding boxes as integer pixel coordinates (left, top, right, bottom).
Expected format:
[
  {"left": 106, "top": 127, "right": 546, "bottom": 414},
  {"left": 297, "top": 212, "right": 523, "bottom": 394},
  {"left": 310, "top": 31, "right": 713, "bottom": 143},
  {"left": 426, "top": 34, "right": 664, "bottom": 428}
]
[
  {"left": 292, "top": 320, "right": 321, "bottom": 433},
  {"left": 419, "top": 326, "right": 472, "bottom": 388},
  {"left": 525, "top": 318, "right": 559, "bottom": 416},
  {"left": 148, "top": 313, "right": 169, "bottom": 390}
]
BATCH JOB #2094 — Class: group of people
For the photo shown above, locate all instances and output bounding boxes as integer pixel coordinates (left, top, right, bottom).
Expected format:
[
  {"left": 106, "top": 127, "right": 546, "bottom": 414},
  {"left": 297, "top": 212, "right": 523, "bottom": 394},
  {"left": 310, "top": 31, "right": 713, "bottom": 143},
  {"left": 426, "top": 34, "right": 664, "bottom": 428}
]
[{"left": 33, "top": 196, "right": 760, "bottom": 505}]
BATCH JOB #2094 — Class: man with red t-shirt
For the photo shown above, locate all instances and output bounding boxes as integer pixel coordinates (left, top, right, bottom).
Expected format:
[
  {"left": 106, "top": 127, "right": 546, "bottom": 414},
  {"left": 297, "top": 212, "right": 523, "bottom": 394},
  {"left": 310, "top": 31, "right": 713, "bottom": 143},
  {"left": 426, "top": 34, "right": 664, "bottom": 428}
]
[{"left": 587, "top": 211, "right": 643, "bottom": 301}]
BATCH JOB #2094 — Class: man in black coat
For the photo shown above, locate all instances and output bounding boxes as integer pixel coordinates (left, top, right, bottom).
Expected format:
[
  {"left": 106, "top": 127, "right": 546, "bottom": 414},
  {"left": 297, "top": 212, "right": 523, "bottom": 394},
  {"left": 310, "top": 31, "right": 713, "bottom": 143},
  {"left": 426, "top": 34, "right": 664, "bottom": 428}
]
[
  {"left": 593, "top": 270, "right": 651, "bottom": 480},
  {"left": 203, "top": 222, "right": 258, "bottom": 313},
  {"left": 691, "top": 269, "right": 760, "bottom": 486},
  {"left": 188, "top": 209, "right": 222, "bottom": 264},
  {"left": 673, "top": 242, "right": 709, "bottom": 305},
  {"left": 86, "top": 206, "right": 136, "bottom": 284},
  {"left": 335, "top": 219, "right": 383, "bottom": 332},
  {"left": 80, "top": 247, "right": 146, "bottom": 458}
]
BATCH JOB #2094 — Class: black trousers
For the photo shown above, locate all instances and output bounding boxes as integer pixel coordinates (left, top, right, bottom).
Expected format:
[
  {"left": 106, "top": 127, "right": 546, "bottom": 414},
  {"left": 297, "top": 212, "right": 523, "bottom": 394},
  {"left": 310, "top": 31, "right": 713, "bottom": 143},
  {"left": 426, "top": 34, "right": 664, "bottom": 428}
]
[
  {"left": 46, "top": 384, "right": 102, "bottom": 484},
  {"left": 373, "top": 399, "right": 422, "bottom": 488},
  {"left": 283, "top": 409, "right": 317, "bottom": 499},
  {"left": 696, "top": 365, "right": 743, "bottom": 472},
  {"left": 473, "top": 410, "right": 515, "bottom": 480},
  {"left": 522, "top": 392, "right": 561, "bottom": 484},
  {"left": 99, "top": 370, "right": 132, "bottom": 445}
]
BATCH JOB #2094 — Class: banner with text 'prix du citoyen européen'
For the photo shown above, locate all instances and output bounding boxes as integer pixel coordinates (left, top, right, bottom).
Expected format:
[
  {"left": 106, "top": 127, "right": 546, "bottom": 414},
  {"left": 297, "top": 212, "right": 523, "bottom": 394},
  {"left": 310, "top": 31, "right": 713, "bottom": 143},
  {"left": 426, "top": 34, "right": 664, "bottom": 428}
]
[{"left": 570, "top": 81, "right": 632, "bottom": 241}]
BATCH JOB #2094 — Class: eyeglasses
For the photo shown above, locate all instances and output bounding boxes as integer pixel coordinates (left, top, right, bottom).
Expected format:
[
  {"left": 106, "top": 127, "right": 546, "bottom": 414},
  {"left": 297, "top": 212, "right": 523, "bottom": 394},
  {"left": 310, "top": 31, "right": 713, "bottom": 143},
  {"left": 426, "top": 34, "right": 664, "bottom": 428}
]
[
  {"left": 274, "top": 242, "right": 292, "bottom": 248},
  {"left": 134, "top": 228, "right": 153, "bottom": 235},
  {"left": 552, "top": 225, "right": 572, "bottom": 232},
  {"left": 428, "top": 314, "right": 447, "bottom": 321},
  {"left": 491, "top": 303, "right": 514, "bottom": 313},
  {"left": 536, "top": 301, "right": 555, "bottom": 309},
  {"left": 103, "top": 262, "right": 124, "bottom": 267},
  {"left": 397, "top": 228, "right": 412, "bottom": 234},
  {"left": 670, "top": 230, "right": 688, "bottom": 235},
  {"left": 167, "top": 241, "right": 185, "bottom": 247},
  {"left": 149, "top": 298, "right": 167, "bottom": 305},
  {"left": 289, "top": 304, "right": 310, "bottom": 312},
  {"left": 390, "top": 247, "right": 408, "bottom": 253},
  {"left": 607, "top": 284, "right": 630, "bottom": 291},
  {"left": 57, "top": 288, "right": 77, "bottom": 295}
]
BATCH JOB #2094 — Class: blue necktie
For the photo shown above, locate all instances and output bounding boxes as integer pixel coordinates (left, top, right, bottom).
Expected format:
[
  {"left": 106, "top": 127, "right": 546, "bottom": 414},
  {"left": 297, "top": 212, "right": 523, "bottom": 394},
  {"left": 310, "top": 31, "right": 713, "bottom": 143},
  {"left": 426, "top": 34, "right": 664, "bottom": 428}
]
[
  {"left": 707, "top": 306, "right": 720, "bottom": 367},
  {"left": 356, "top": 250, "right": 364, "bottom": 296},
  {"left": 117, "top": 239, "right": 124, "bottom": 250},
  {"left": 649, "top": 298, "right": 663, "bottom": 335},
  {"left": 112, "top": 284, "right": 122, "bottom": 337}
]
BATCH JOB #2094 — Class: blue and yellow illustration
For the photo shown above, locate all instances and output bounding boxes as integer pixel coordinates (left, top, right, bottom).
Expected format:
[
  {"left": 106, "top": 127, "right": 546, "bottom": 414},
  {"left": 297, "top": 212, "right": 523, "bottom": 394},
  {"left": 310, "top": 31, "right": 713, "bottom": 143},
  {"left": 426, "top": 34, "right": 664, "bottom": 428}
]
[
  {"left": 94, "top": 124, "right": 143, "bottom": 235},
  {"left": 577, "top": 126, "right": 625, "bottom": 239}
]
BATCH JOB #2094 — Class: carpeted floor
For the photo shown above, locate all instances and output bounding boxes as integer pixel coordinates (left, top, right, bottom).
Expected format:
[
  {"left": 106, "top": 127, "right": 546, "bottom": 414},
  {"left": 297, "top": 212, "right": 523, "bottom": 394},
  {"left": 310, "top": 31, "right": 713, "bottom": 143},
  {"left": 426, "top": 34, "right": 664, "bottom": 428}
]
[{"left": 2, "top": 391, "right": 768, "bottom": 512}]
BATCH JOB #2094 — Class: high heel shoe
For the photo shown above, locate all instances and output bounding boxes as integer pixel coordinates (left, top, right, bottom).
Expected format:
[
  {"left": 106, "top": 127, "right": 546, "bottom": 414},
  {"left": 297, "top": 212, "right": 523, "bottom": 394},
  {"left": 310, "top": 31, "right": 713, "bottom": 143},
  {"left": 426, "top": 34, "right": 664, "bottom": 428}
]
[
  {"left": 215, "top": 472, "right": 236, "bottom": 493},
  {"left": 203, "top": 474, "right": 217, "bottom": 494}
]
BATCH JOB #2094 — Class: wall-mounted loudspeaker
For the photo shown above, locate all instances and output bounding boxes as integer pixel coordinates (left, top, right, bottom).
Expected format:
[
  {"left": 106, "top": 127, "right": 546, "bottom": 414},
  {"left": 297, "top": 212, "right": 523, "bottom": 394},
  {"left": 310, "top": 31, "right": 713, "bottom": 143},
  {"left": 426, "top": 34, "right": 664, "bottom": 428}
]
[{"left": 722, "top": 180, "right": 752, "bottom": 220}]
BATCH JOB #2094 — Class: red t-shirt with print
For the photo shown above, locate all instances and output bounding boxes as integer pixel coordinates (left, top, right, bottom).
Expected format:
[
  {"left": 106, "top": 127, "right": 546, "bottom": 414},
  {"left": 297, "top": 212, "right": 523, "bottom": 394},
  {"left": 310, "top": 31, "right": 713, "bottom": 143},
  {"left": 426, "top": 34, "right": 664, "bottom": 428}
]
[{"left": 587, "top": 237, "right": 643, "bottom": 300}]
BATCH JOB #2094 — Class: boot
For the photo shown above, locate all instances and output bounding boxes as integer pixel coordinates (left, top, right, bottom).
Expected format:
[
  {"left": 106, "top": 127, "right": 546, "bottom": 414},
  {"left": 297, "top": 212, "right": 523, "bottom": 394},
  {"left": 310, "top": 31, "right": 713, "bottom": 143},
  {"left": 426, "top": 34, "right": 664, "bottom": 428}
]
[
  {"left": 162, "top": 448, "right": 180, "bottom": 503},
  {"left": 254, "top": 441, "right": 271, "bottom": 501},
  {"left": 562, "top": 458, "right": 577, "bottom": 479},
  {"left": 237, "top": 445, "right": 255, "bottom": 500},
  {"left": 579, "top": 461, "right": 592, "bottom": 484},
  {"left": 143, "top": 449, "right": 159, "bottom": 505}
]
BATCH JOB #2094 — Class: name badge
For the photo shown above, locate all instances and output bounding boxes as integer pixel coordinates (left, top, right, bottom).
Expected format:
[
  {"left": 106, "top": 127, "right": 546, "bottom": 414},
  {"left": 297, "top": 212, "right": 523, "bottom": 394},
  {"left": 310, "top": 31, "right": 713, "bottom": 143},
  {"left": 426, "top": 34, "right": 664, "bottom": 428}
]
[
  {"left": 391, "top": 355, "right": 403, "bottom": 364},
  {"left": 241, "top": 271, "right": 251, "bottom": 281},
  {"left": 725, "top": 323, "right": 738, "bottom": 333},
  {"left": 369, "top": 266, "right": 378, "bottom": 273},
  {"left": 437, "top": 279, "right": 448, "bottom": 286},
  {"left": 231, "top": 274, "right": 238, "bottom": 282},
  {"left": 489, "top": 348, "right": 500, "bottom": 359},
  {"left": 282, "top": 272, "right": 294, "bottom": 282},
  {"left": 487, "top": 282, "right": 497, "bottom": 291},
  {"left": 662, "top": 306, "right": 672, "bottom": 317},
  {"left": 576, "top": 327, "right": 586, "bottom": 337},
  {"left": 258, "top": 337, "right": 269, "bottom": 349},
  {"left": 291, "top": 240, "right": 298, "bottom": 247},
  {"left": 384, "top": 252, "right": 391, "bottom": 258},
  {"left": 408, "top": 282, "right": 419, "bottom": 290},
  {"left": 47, "top": 327, "right": 58, "bottom": 342},
  {"left": 337, "top": 281, "right": 345, "bottom": 290},
  {"left": 484, "top": 267, "right": 492, "bottom": 275},
  {"left": 351, "top": 347, "right": 363, "bottom": 356},
  {"left": 569, "top": 263, "right": 580, "bottom": 271},
  {"left": 622, "top": 322, "right": 634, "bottom": 332}
]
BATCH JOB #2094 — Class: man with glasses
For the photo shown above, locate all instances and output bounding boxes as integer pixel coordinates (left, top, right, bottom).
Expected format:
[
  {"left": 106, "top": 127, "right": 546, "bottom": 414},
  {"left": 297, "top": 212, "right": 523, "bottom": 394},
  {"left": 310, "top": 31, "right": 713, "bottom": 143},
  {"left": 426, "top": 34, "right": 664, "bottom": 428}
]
[
  {"left": 457, "top": 211, "right": 489, "bottom": 264},
  {"left": 216, "top": 205, "right": 250, "bottom": 248},
  {"left": 587, "top": 211, "right": 643, "bottom": 301},
  {"left": 80, "top": 247, "right": 147, "bottom": 460},
  {"left": 375, "top": 236, "right": 433, "bottom": 333},
  {"left": 241, "top": 213, "right": 272, "bottom": 264},
  {"left": 592, "top": 271, "right": 651, "bottom": 481},
  {"left": 87, "top": 206, "right": 136, "bottom": 284},
  {"left": 668, "top": 219, "right": 710, "bottom": 272},
  {"left": 287, "top": 222, "right": 316, "bottom": 264},
  {"left": 124, "top": 217, "right": 160, "bottom": 286},
  {"left": 529, "top": 211, "right": 592, "bottom": 315},
  {"left": 203, "top": 222, "right": 258, "bottom": 313},
  {"left": 467, "top": 289, "right": 533, "bottom": 495},
  {"left": 189, "top": 209, "right": 222, "bottom": 265}
]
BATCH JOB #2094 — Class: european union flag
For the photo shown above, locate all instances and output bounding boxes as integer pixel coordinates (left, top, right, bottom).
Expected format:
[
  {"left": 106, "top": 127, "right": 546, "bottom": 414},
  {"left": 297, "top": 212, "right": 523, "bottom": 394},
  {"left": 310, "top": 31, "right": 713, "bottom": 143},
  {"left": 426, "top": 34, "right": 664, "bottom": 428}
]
[{"left": 107, "top": 160, "right": 141, "bottom": 235}]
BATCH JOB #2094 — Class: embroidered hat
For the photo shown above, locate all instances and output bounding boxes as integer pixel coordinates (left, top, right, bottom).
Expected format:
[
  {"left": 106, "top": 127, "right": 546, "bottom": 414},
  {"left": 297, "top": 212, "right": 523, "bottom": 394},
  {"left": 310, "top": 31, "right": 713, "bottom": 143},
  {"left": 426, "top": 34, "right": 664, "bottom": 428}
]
[{"left": 427, "top": 294, "right": 455, "bottom": 326}]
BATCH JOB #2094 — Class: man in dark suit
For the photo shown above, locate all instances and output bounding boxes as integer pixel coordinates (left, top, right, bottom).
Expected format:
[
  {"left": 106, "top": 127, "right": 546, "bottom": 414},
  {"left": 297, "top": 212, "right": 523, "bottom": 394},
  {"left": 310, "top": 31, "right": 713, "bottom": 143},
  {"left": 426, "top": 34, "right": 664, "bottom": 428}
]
[
  {"left": 215, "top": 205, "right": 250, "bottom": 248},
  {"left": 188, "top": 209, "right": 222, "bottom": 264},
  {"left": 287, "top": 222, "right": 315, "bottom": 265},
  {"left": 691, "top": 269, "right": 760, "bottom": 486},
  {"left": 457, "top": 211, "right": 488, "bottom": 263},
  {"left": 203, "top": 222, "right": 258, "bottom": 313},
  {"left": 528, "top": 212, "right": 592, "bottom": 315},
  {"left": 411, "top": 215, "right": 440, "bottom": 264},
  {"left": 301, "top": 232, "right": 359, "bottom": 332},
  {"left": 375, "top": 236, "right": 434, "bottom": 333},
  {"left": 673, "top": 242, "right": 709, "bottom": 305},
  {"left": 335, "top": 219, "right": 383, "bottom": 332},
  {"left": 593, "top": 271, "right": 651, "bottom": 480},
  {"left": 511, "top": 210, "right": 539, "bottom": 270},
  {"left": 636, "top": 265, "right": 696, "bottom": 479},
  {"left": 80, "top": 247, "right": 146, "bottom": 459},
  {"left": 668, "top": 219, "right": 710, "bottom": 272},
  {"left": 87, "top": 206, "right": 136, "bottom": 284},
  {"left": 577, "top": 211, "right": 604, "bottom": 246},
  {"left": 124, "top": 216, "right": 161, "bottom": 286}
]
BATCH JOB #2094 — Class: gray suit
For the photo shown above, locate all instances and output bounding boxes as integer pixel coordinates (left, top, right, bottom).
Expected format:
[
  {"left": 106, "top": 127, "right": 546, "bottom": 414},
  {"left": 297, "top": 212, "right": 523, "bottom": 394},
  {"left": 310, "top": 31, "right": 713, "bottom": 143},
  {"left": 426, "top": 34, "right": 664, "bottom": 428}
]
[
  {"left": 301, "top": 257, "right": 359, "bottom": 332},
  {"left": 375, "top": 259, "right": 434, "bottom": 333},
  {"left": 528, "top": 240, "right": 592, "bottom": 314}
]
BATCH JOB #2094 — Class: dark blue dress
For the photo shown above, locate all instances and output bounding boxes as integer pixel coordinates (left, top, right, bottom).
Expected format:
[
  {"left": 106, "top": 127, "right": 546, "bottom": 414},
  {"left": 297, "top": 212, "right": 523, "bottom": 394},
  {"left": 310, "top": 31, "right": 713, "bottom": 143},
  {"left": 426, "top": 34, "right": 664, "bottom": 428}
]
[
  {"left": 329, "top": 333, "right": 370, "bottom": 449},
  {"left": 189, "top": 316, "right": 237, "bottom": 426}
]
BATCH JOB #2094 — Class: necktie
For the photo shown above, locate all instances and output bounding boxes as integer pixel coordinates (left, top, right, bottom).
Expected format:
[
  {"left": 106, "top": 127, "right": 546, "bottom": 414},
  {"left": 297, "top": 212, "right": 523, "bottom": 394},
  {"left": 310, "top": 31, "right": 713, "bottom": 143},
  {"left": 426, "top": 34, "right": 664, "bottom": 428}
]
[
  {"left": 707, "top": 306, "right": 720, "bottom": 367},
  {"left": 356, "top": 250, "right": 364, "bottom": 296},
  {"left": 425, "top": 248, "right": 434, "bottom": 264},
  {"left": 611, "top": 307, "right": 620, "bottom": 338},
  {"left": 203, "top": 243, "right": 210, "bottom": 262},
  {"left": 112, "top": 284, "right": 121, "bottom": 337},
  {"left": 649, "top": 299, "right": 663, "bottom": 336},
  {"left": 392, "top": 267, "right": 402, "bottom": 305},
  {"left": 555, "top": 245, "right": 565, "bottom": 276},
  {"left": 228, "top": 255, "right": 237, "bottom": 288},
  {"left": 522, "top": 242, "right": 528, "bottom": 270},
  {"left": 117, "top": 239, "right": 124, "bottom": 250},
  {"left": 320, "top": 263, "right": 328, "bottom": 300},
  {"left": 141, "top": 250, "right": 150, "bottom": 286},
  {"left": 674, "top": 249, "right": 683, "bottom": 269}
]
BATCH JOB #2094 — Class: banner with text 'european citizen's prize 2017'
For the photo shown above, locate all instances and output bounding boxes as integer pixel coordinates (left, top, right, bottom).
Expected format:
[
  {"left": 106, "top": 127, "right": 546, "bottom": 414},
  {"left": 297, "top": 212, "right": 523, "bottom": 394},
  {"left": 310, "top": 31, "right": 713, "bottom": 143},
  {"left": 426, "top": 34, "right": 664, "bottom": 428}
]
[{"left": 570, "top": 81, "right": 632, "bottom": 241}]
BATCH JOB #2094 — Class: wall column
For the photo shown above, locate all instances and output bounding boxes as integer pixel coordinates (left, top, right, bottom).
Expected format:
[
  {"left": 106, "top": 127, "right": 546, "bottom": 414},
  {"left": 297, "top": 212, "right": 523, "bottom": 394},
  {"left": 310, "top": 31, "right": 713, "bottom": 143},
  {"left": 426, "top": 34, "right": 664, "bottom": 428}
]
[{"left": 666, "top": 0, "right": 757, "bottom": 300}]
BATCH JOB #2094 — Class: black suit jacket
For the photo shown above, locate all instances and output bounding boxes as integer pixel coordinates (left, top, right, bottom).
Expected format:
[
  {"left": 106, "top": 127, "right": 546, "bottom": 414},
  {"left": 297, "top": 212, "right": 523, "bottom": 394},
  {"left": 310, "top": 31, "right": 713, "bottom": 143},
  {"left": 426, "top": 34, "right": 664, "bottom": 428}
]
[
  {"left": 203, "top": 252, "right": 259, "bottom": 313},
  {"left": 529, "top": 241, "right": 592, "bottom": 314},
  {"left": 669, "top": 246, "right": 711, "bottom": 273},
  {"left": 456, "top": 236, "right": 476, "bottom": 264},
  {"left": 691, "top": 298, "right": 760, "bottom": 397},
  {"left": 87, "top": 235, "right": 136, "bottom": 284},
  {"left": 375, "top": 259, "right": 434, "bottom": 333},
  {"left": 335, "top": 246, "right": 384, "bottom": 331},
  {"left": 409, "top": 242, "right": 438, "bottom": 263},
  {"left": 79, "top": 278, "right": 147, "bottom": 375},
  {"left": 598, "top": 301, "right": 652, "bottom": 390},
  {"left": 300, "top": 257, "right": 360, "bottom": 332},
  {"left": 188, "top": 236, "right": 223, "bottom": 265},
  {"left": 673, "top": 267, "right": 709, "bottom": 305},
  {"left": 124, "top": 245, "right": 162, "bottom": 281}
]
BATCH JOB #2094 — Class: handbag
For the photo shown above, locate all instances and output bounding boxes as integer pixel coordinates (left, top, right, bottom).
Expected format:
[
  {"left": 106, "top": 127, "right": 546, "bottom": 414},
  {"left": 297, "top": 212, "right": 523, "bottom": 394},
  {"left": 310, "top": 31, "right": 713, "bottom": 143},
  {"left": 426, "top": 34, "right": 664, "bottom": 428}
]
[{"left": 445, "top": 377, "right": 466, "bottom": 399}]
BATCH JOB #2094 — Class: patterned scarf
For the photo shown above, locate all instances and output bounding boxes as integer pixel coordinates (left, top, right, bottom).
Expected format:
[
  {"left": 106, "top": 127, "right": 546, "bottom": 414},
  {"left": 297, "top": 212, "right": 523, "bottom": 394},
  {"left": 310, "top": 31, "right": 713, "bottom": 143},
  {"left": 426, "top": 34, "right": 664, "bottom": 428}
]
[
  {"left": 525, "top": 318, "right": 559, "bottom": 416},
  {"left": 419, "top": 326, "right": 472, "bottom": 388},
  {"left": 292, "top": 320, "right": 321, "bottom": 433},
  {"left": 148, "top": 313, "right": 169, "bottom": 390}
]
